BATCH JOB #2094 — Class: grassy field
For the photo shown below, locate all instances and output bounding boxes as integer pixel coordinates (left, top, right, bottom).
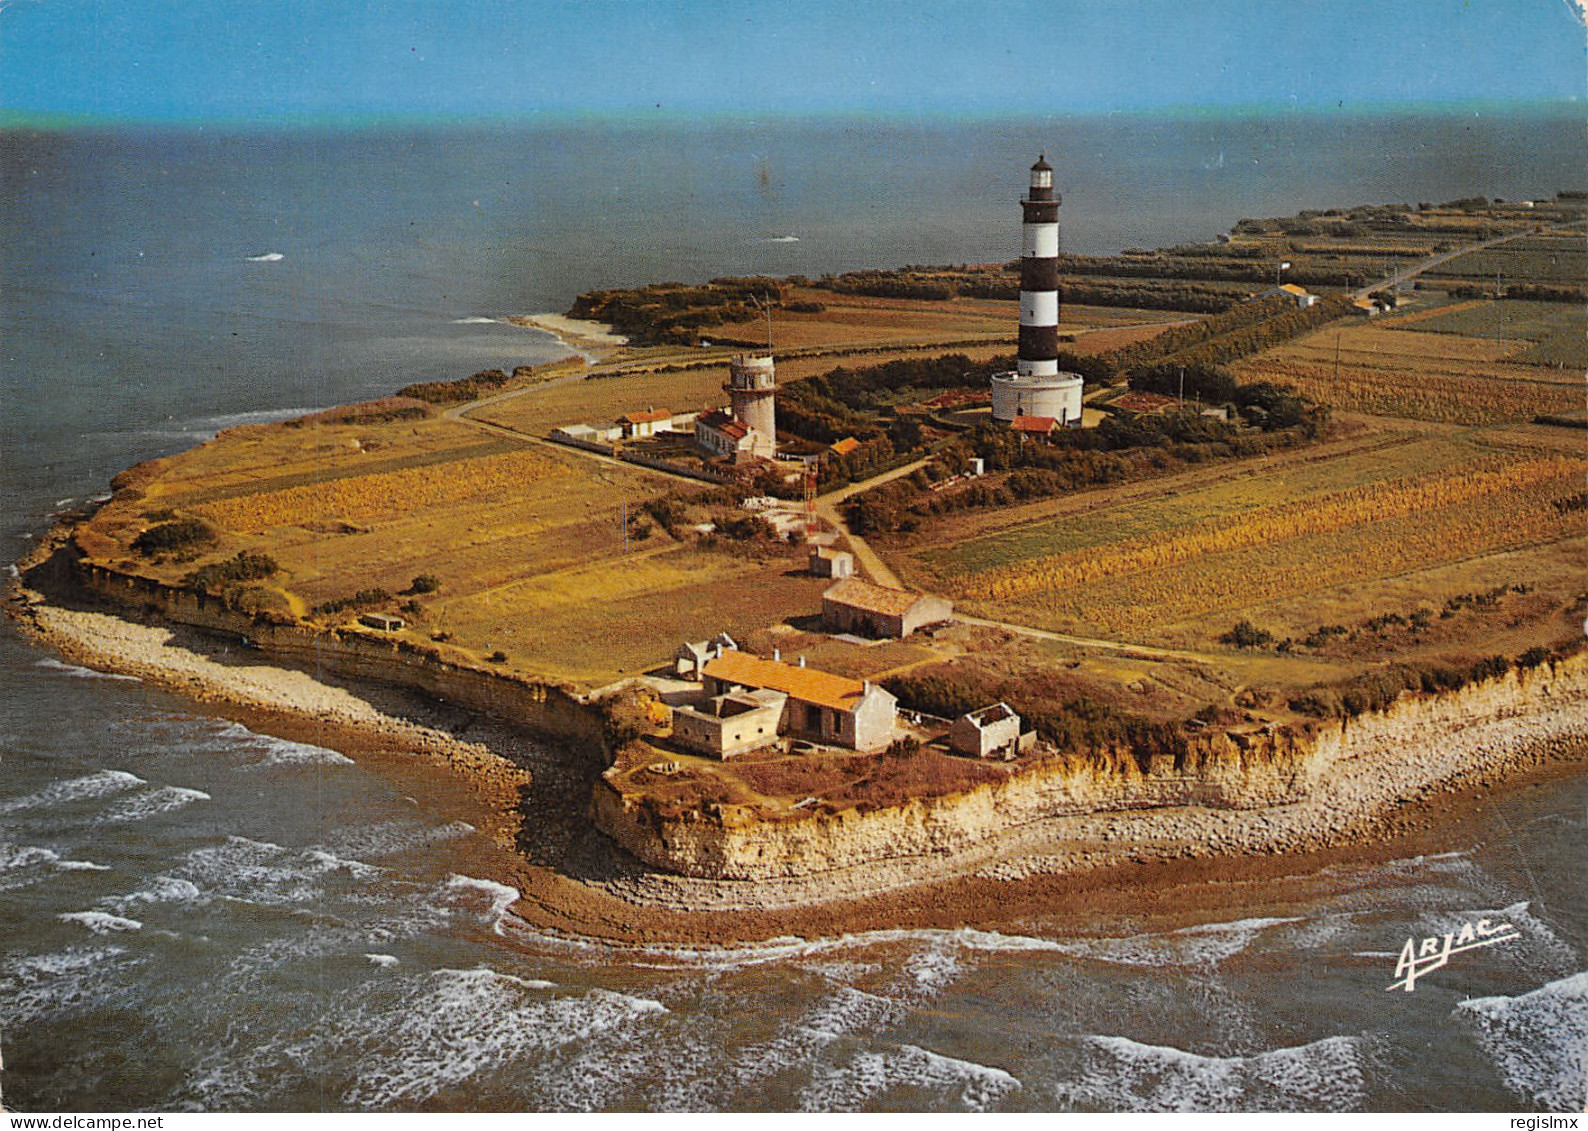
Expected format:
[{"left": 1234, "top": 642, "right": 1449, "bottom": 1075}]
[
  {"left": 433, "top": 545, "right": 830, "bottom": 681},
  {"left": 914, "top": 434, "right": 1483, "bottom": 580},
  {"left": 1231, "top": 308, "right": 1584, "bottom": 425},
  {"left": 892, "top": 414, "right": 1583, "bottom": 660},
  {"left": 1421, "top": 234, "right": 1587, "bottom": 285}
]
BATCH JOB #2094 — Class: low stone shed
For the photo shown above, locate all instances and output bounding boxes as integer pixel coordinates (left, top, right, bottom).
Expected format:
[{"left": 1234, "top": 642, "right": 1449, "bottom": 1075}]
[{"left": 821, "top": 576, "right": 952, "bottom": 639}]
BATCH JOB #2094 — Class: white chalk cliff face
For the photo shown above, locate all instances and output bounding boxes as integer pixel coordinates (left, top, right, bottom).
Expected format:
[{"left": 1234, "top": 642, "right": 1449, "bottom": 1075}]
[
  {"left": 19, "top": 529, "right": 1588, "bottom": 901},
  {"left": 593, "top": 658, "right": 1588, "bottom": 890}
]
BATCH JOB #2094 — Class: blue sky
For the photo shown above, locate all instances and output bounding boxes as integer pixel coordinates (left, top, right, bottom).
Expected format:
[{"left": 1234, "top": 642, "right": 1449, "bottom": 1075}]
[{"left": 1, "top": 0, "right": 1582, "bottom": 123}]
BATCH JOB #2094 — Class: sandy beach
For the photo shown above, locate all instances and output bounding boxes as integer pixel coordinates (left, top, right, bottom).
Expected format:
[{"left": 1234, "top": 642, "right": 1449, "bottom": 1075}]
[{"left": 509, "top": 313, "right": 629, "bottom": 357}]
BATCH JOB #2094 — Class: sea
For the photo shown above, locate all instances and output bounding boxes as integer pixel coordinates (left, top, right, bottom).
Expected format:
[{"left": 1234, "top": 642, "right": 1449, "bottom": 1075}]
[{"left": 1, "top": 110, "right": 1585, "bottom": 1113}]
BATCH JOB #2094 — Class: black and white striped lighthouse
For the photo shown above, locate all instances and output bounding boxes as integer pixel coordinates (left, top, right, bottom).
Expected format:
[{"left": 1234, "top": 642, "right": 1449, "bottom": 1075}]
[
  {"left": 992, "top": 155, "right": 1083, "bottom": 425},
  {"left": 1018, "top": 154, "right": 1061, "bottom": 378}
]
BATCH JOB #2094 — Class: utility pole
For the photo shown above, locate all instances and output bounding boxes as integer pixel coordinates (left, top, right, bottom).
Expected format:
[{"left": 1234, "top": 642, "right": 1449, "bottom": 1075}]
[
  {"left": 622, "top": 498, "right": 628, "bottom": 556},
  {"left": 1177, "top": 366, "right": 1184, "bottom": 408},
  {"left": 1495, "top": 268, "right": 1504, "bottom": 346},
  {"left": 750, "top": 292, "right": 774, "bottom": 351}
]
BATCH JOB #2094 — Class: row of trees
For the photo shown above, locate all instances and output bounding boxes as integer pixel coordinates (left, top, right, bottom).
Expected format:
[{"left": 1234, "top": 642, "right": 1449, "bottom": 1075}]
[
  {"left": 1108, "top": 294, "right": 1353, "bottom": 373},
  {"left": 399, "top": 367, "right": 516, "bottom": 405},
  {"left": 1447, "top": 282, "right": 1587, "bottom": 303},
  {"left": 840, "top": 359, "right": 1324, "bottom": 536},
  {"left": 567, "top": 276, "right": 793, "bottom": 345},
  {"left": 954, "top": 274, "right": 1243, "bottom": 313}
]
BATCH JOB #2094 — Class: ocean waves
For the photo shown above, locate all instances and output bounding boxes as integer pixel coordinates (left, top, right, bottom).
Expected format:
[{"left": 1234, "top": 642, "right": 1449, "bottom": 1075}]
[
  {"left": 0, "top": 769, "right": 145, "bottom": 814},
  {"left": 97, "top": 785, "right": 211, "bottom": 825},
  {"left": 1455, "top": 971, "right": 1588, "bottom": 1111},
  {"left": 213, "top": 722, "right": 354, "bottom": 767},
  {"left": 1045, "top": 1032, "right": 1376, "bottom": 1112},
  {"left": 33, "top": 658, "right": 142, "bottom": 683},
  {"left": 179, "top": 965, "right": 669, "bottom": 1110},
  {"left": 801, "top": 1044, "right": 1020, "bottom": 1113},
  {"left": 0, "top": 946, "right": 147, "bottom": 1027}
]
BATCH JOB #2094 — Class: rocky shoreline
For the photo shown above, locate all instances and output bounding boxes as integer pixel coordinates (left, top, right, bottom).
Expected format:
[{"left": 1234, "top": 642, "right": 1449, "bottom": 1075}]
[
  {"left": 8, "top": 527, "right": 1586, "bottom": 944},
  {"left": 587, "top": 654, "right": 1588, "bottom": 911}
]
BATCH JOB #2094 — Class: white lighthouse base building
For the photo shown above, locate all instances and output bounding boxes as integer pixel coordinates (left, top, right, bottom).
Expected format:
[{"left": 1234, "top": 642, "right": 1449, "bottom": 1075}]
[{"left": 990, "top": 370, "right": 1084, "bottom": 427}]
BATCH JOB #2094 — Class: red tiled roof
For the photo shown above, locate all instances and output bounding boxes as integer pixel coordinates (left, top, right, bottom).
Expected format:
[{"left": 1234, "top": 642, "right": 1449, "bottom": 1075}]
[
  {"left": 620, "top": 408, "right": 673, "bottom": 424},
  {"left": 829, "top": 437, "right": 861, "bottom": 456},
  {"left": 1011, "top": 415, "right": 1057, "bottom": 432},
  {"left": 698, "top": 410, "right": 750, "bottom": 440},
  {"left": 702, "top": 651, "right": 869, "bottom": 713}
]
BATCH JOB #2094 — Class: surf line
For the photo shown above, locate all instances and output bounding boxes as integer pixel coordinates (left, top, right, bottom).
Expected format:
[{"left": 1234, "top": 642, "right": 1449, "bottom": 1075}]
[{"left": 1387, "top": 917, "right": 1522, "bottom": 992}]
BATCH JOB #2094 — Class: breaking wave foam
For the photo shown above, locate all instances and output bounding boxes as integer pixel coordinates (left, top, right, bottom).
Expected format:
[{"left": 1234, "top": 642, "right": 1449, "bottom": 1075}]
[
  {"left": 187, "top": 966, "right": 666, "bottom": 1109},
  {"left": 802, "top": 1043, "right": 1020, "bottom": 1112},
  {"left": 0, "top": 770, "right": 146, "bottom": 813},
  {"left": 107, "top": 876, "right": 203, "bottom": 908},
  {"left": 59, "top": 911, "right": 143, "bottom": 934},
  {"left": 216, "top": 722, "right": 353, "bottom": 767},
  {"left": 98, "top": 785, "right": 211, "bottom": 824},
  {"left": 0, "top": 946, "right": 143, "bottom": 1025},
  {"left": 2, "top": 844, "right": 60, "bottom": 871},
  {"left": 1021, "top": 917, "right": 1305, "bottom": 971},
  {"left": 323, "top": 820, "right": 474, "bottom": 859},
  {"left": 33, "top": 658, "right": 142, "bottom": 682},
  {"left": 1455, "top": 971, "right": 1588, "bottom": 1111},
  {"left": 1049, "top": 1032, "right": 1374, "bottom": 1112},
  {"left": 439, "top": 874, "right": 520, "bottom": 929},
  {"left": 173, "top": 836, "right": 378, "bottom": 906}
]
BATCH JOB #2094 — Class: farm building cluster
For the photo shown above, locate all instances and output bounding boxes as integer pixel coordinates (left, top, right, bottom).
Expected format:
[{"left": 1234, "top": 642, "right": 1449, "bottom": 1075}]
[
  {"left": 552, "top": 352, "right": 785, "bottom": 475},
  {"left": 663, "top": 633, "right": 1031, "bottom": 762},
  {"left": 642, "top": 571, "right": 1019, "bottom": 762}
]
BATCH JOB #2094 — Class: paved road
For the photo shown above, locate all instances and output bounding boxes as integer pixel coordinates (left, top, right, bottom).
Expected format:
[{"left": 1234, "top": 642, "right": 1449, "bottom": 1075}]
[
  {"left": 812, "top": 458, "right": 933, "bottom": 588},
  {"left": 1350, "top": 223, "right": 1575, "bottom": 300}
]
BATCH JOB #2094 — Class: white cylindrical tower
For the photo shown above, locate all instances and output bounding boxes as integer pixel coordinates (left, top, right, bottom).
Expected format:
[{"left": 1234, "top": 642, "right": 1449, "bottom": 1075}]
[
  {"left": 990, "top": 372, "right": 1084, "bottom": 424},
  {"left": 1018, "top": 154, "right": 1061, "bottom": 378},
  {"left": 727, "top": 353, "right": 777, "bottom": 448}
]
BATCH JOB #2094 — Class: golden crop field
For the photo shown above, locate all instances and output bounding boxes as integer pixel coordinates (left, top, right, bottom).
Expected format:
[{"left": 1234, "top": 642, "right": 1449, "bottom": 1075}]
[
  {"left": 959, "top": 456, "right": 1586, "bottom": 603},
  {"left": 961, "top": 468, "right": 1583, "bottom": 638},
  {"left": 1233, "top": 311, "right": 1583, "bottom": 424},
  {"left": 195, "top": 448, "right": 571, "bottom": 532},
  {"left": 135, "top": 413, "right": 499, "bottom": 506},
  {"left": 1242, "top": 360, "right": 1582, "bottom": 425}
]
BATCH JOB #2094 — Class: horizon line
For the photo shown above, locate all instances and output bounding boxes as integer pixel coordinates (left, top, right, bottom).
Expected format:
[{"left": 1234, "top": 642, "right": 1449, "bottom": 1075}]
[{"left": 1, "top": 95, "right": 1581, "bottom": 132}]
